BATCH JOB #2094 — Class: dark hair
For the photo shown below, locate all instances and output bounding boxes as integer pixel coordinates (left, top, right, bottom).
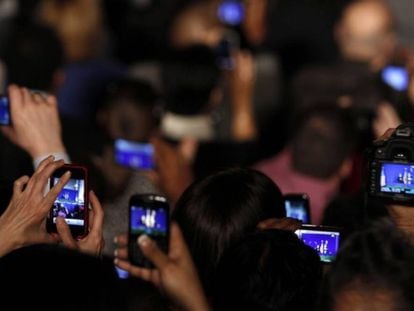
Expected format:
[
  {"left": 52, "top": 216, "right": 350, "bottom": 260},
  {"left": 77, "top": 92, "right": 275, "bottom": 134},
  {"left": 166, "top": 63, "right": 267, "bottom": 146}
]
[
  {"left": 4, "top": 23, "right": 64, "bottom": 90},
  {"left": 0, "top": 244, "right": 125, "bottom": 310},
  {"left": 320, "top": 220, "right": 414, "bottom": 310},
  {"left": 291, "top": 103, "right": 356, "bottom": 179},
  {"left": 104, "top": 78, "right": 159, "bottom": 111},
  {"left": 172, "top": 167, "right": 285, "bottom": 293},
  {"left": 100, "top": 78, "right": 160, "bottom": 141},
  {"left": 161, "top": 44, "right": 220, "bottom": 115},
  {"left": 213, "top": 229, "right": 322, "bottom": 311}
]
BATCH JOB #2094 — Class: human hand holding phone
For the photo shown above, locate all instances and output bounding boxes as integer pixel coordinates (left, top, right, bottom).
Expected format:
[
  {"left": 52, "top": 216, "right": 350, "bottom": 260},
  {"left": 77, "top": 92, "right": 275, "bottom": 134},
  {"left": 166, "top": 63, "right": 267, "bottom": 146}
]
[
  {"left": 55, "top": 190, "right": 105, "bottom": 256},
  {"left": 114, "top": 222, "right": 210, "bottom": 311},
  {"left": 0, "top": 84, "right": 66, "bottom": 159},
  {"left": 144, "top": 137, "right": 193, "bottom": 206},
  {"left": 0, "top": 156, "right": 70, "bottom": 257}
]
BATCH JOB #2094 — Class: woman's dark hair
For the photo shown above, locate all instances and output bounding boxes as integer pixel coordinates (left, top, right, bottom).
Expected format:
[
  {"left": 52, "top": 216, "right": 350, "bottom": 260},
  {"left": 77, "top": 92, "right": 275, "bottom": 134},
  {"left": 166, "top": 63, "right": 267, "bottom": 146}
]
[
  {"left": 172, "top": 167, "right": 285, "bottom": 293},
  {"left": 213, "top": 229, "right": 322, "bottom": 311},
  {"left": 0, "top": 244, "right": 125, "bottom": 311},
  {"left": 320, "top": 220, "right": 414, "bottom": 311}
]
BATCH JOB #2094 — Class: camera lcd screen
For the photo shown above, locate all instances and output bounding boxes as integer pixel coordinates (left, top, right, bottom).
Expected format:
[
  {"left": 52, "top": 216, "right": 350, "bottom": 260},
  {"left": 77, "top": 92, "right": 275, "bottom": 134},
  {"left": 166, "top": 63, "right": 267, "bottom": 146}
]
[
  {"left": 51, "top": 178, "right": 85, "bottom": 226},
  {"left": 285, "top": 199, "right": 310, "bottom": 223},
  {"left": 295, "top": 229, "right": 340, "bottom": 263},
  {"left": 115, "top": 139, "right": 154, "bottom": 170},
  {"left": 379, "top": 163, "right": 414, "bottom": 195},
  {"left": 217, "top": 0, "right": 245, "bottom": 26},
  {"left": 130, "top": 206, "right": 168, "bottom": 237},
  {"left": 0, "top": 96, "right": 10, "bottom": 125},
  {"left": 382, "top": 66, "right": 409, "bottom": 92}
]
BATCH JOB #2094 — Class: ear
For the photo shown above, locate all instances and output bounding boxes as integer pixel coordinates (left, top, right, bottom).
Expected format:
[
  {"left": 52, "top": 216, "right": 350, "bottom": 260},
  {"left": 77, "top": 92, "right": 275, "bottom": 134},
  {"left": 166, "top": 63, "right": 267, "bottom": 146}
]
[
  {"left": 208, "top": 87, "right": 223, "bottom": 111},
  {"left": 52, "top": 70, "right": 65, "bottom": 92},
  {"left": 334, "top": 21, "right": 344, "bottom": 48},
  {"left": 339, "top": 157, "right": 353, "bottom": 179}
]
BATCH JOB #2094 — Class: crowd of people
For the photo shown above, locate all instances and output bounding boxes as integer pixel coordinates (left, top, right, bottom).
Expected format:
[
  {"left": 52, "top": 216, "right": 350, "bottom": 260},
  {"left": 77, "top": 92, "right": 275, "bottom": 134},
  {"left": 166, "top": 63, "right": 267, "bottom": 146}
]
[{"left": 2, "top": 0, "right": 414, "bottom": 310}]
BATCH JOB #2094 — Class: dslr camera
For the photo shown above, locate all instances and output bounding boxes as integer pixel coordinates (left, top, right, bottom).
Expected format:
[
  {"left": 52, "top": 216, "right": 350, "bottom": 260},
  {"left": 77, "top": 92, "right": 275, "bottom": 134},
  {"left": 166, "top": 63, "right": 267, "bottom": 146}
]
[{"left": 367, "top": 123, "right": 414, "bottom": 204}]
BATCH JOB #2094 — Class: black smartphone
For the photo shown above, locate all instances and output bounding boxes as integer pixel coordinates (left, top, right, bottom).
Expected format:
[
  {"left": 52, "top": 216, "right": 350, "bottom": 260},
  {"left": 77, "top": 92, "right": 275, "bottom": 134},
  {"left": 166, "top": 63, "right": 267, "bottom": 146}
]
[
  {"left": 284, "top": 193, "right": 311, "bottom": 224},
  {"left": 128, "top": 194, "right": 169, "bottom": 268},
  {"left": 381, "top": 65, "right": 409, "bottom": 92},
  {"left": 0, "top": 95, "right": 10, "bottom": 125},
  {"left": 114, "top": 139, "right": 155, "bottom": 170},
  {"left": 295, "top": 225, "right": 341, "bottom": 263},
  {"left": 47, "top": 164, "right": 89, "bottom": 239}
]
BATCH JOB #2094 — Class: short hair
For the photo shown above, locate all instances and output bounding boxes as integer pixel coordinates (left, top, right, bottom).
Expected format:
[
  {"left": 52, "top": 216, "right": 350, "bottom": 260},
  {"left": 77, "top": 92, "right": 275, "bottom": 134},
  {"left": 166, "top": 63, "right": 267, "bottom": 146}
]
[
  {"left": 172, "top": 167, "right": 285, "bottom": 293},
  {"left": 104, "top": 78, "right": 159, "bottom": 110},
  {"left": 0, "top": 244, "right": 125, "bottom": 310},
  {"left": 291, "top": 103, "right": 356, "bottom": 179},
  {"left": 4, "top": 23, "right": 64, "bottom": 90},
  {"left": 213, "top": 229, "right": 322, "bottom": 311},
  {"left": 320, "top": 220, "right": 414, "bottom": 310},
  {"left": 161, "top": 44, "right": 220, "bottom": 115}
]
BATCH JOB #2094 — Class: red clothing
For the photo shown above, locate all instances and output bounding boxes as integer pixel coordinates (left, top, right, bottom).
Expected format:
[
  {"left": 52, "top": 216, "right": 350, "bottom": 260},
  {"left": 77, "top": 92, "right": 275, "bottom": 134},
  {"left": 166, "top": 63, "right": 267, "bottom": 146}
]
[{"left": 255, "top": 148, "right": 339, "bottom": 225}]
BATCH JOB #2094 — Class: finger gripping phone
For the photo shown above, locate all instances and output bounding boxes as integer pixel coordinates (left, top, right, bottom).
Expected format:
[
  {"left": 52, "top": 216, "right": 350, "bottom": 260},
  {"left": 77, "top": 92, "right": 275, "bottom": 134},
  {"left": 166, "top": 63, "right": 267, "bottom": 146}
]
[
  {"left": 284, "top": 193, "right": 311, "bottom": 224},
  {"left": 128, "top": 194, "right": 169, "bottom": 268},
  {"left": 295, "top": 225, "right": 341, "bottom": 263},
  {"left": 0, "top": 95, "right": 10, "bottom": 125},
  {"left": 47, "top": 164, "right": 89, "bottom": 239}
]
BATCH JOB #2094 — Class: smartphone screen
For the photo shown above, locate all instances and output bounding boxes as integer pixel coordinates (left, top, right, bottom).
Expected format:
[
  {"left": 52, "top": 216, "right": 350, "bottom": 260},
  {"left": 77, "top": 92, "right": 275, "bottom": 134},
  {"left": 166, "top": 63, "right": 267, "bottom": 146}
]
[
  {"left": 0, "top": 96, "right": 10, "bottom": 125},
  {"left": 114, "top": 139, "right": 154, "bottom": 170},
  {"left": 381, "top": 65, "right": 409, "bottom": 92},
  {"left": 284, "top": 194, "right": 311, "bottom": 224},
  {"left": 295, "top": 226, "right": 341, "bottom": 263},
  {"left": 47, "top": 165, "right": 88, "bottom": 239},
  {"left": 379, "top": 162, "right": 414, "bottom": 196},
  {"left": 217, "top": 0, "right": 245, "bottom": 26},
  {"left": 128, "top": 194, "right": 169, "bottom": 267}
]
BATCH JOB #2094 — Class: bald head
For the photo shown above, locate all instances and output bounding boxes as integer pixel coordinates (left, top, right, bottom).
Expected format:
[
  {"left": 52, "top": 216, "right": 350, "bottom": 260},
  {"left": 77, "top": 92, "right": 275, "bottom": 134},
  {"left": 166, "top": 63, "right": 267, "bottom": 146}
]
[{"left": 336, "top": 0, "right": 396, "bottom": 68}]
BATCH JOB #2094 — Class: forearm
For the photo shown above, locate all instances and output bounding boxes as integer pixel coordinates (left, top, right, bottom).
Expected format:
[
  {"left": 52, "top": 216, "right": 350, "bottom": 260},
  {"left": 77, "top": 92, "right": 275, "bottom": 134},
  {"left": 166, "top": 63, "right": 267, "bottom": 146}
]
[{"left": 230, "top": 99, "right": 258, "bottom": 141}]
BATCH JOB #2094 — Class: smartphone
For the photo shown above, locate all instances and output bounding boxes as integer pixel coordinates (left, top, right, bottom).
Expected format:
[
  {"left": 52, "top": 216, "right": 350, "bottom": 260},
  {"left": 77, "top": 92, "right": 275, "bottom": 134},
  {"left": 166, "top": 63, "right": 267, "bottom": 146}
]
[
  {"left": 215, "top": 30, "right": 240, "bottom": 70},
  {"left": 0, "top": 95, "right": 10, "bottom": 125},
  {"left": 284, "top": 193, "right": 311, "bottom": 224},
  {"left": 128, "top": 194, "right": 169, "bottom": 268},
  {"left": 114, "top": 139, "right": 154, "bottom": 170},
  {"left": 217, "top": 0, "right": 245, "bottom": 26},
  {"left": 295, "top": 225, "right": 341, "bottom": 263},
  {"left": 381, "top": 65, "right": 409, "bottom": 92},
  {"left": 47, "top": 164, "right": 88, "bottom": 239}
]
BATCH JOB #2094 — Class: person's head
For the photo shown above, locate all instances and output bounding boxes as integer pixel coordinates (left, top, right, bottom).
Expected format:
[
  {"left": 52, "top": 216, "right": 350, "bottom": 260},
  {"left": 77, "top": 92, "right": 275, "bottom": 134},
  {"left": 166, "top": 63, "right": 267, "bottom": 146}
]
[
  {"left": 4, "top": 23, "right": 64, "bottom": 91},
  {"left": 335, "top": 0, "right": 396, "bottom": 69},
  {"left": 213, "top": 229, "right": 322, "bottom": 311},
  {"left": 161, "top": 44, "right": 221, "bottom": 116},
  {"left": 169, "top": 1, "right": 224, "bottom": 48},
  {"left": 0, "top": 244, "right": 125, "bottom": 310},
  {"left": 37, "top": 0, "right": 103, "bottom": 62},
  {"left": 321, "top": 220, "right": 414, "bottom": 311},
  {"left": 98, "top": 79, "right": 159, "bottom": 141},
  {"left": 290, "top": 103, "right": 356, "bottom": 180},
  {"left": 172, "top": 167, "right": 285, "bottom": 293}
]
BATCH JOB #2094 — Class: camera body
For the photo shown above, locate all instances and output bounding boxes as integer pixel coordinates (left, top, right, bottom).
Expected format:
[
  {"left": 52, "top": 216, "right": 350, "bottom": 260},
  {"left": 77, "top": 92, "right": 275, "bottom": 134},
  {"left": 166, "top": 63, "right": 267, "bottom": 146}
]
[{"left": 367, "top": 123, "right": 414, "bottom": 204}]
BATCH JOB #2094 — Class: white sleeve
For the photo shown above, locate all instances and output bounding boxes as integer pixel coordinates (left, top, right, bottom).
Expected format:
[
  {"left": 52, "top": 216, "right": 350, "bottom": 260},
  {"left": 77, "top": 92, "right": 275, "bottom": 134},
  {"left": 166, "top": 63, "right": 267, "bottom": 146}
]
[{"left": 33, "top": 152, "right": 71, "bottom": 169}]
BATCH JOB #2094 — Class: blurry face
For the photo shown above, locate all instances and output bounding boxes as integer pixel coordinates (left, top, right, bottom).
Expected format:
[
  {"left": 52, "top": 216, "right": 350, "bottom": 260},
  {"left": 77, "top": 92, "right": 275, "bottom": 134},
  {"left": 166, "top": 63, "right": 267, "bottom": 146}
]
[
  {"left": 105, "top": 100, "right": 155, "bottom": 142},
  {"left": 337, "top": 2, "right": 396, "bottom": 67}
]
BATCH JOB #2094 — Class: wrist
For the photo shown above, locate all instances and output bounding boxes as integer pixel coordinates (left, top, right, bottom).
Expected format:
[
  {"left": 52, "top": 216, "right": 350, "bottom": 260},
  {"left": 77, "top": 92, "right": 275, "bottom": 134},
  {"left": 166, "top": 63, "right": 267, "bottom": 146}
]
[
  {"left": 30, "top": 142, "right": 66, "bottom": 159},
  {"left": 0, "top": 223, "right": 20, "bottom": 257}
]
